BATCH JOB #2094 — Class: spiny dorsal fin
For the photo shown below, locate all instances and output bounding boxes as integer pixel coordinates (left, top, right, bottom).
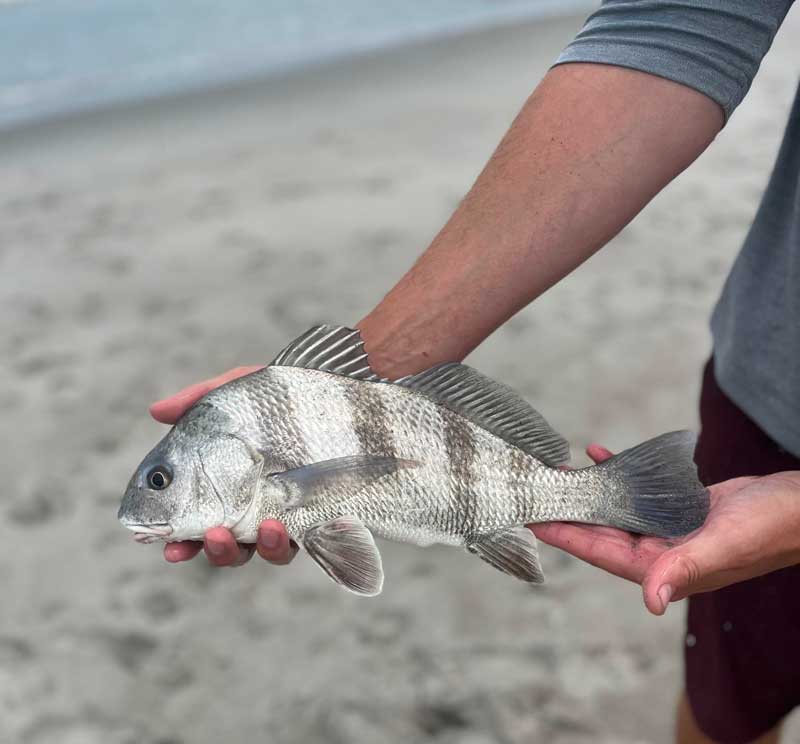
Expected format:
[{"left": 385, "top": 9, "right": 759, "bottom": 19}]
[
  {"left": 270, "top": 325, "right": 383, "bottom": 381},
  {"left": 395, "top": 363, "right": 570, "bottom": 467}
]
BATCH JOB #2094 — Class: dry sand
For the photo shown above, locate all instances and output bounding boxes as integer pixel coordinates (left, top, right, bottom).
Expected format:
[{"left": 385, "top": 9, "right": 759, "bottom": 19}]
[{"left": 2, "top": 8, "right": 799, "bottom": 744}]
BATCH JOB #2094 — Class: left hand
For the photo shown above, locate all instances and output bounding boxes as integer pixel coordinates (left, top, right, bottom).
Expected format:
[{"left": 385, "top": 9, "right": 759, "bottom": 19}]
[{"left": 530, "top": 445, "right": 800, "bottom": 615}]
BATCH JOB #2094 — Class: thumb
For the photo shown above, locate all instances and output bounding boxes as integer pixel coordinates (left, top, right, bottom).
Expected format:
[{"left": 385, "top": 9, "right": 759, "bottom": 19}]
[{"left": 641, "top": 548, "right": 703, "bottom": 616}]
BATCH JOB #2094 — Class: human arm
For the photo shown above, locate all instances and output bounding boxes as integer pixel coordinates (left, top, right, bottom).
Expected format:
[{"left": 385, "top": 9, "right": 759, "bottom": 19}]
[
  {"left": 357, "top": 62, "right": 723, "bottom": 375},
  {"left": 358, "top": 0, "right": 798, "bottom": 371}
]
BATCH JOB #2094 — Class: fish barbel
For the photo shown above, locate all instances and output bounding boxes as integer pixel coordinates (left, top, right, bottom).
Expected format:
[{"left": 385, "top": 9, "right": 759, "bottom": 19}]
[{"left": 119, "top": 325, "right": 709, "bottom": 595}]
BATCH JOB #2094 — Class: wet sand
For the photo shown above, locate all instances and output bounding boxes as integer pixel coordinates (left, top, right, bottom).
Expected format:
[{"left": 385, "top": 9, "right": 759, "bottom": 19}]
[{"left": 2, "top": 8, "right": 799, "bottom": 743}]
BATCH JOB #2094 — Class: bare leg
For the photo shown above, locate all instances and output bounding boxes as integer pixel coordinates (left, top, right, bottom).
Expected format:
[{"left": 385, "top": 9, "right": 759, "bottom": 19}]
[{"left": 676, "top": 692, "right": 782, "bottom": 744}]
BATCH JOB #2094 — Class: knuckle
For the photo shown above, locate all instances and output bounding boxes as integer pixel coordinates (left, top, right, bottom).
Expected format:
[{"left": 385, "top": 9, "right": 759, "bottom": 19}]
[
  {"left": 666, "top": 552, "right": 702, "bottom": 588},
  {"left": 680, "top": 554, "right": 702, "bottom": 584}
]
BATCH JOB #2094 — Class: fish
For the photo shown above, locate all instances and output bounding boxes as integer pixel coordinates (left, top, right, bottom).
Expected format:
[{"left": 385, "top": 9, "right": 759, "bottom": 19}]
[{"left": 119, "top": 324, "right": 709, "bottom": 596}]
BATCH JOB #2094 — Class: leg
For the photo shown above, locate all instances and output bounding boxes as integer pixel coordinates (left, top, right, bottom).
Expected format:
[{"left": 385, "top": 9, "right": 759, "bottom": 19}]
[
  {"left": 676, "top": 692, "right": 782, "bottom": 744},
  {"left": 680, "top": 361, "right": 800, "bottom": 744}
]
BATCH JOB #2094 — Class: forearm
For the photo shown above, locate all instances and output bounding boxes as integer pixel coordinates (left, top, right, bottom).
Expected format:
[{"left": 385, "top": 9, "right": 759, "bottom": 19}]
[{"left": 358, "top": 63, "right": 723, "bottom": 379}]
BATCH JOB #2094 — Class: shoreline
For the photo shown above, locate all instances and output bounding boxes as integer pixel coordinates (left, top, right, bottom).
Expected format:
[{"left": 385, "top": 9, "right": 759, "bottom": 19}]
[
  {"left": 0, "top": 1, "right": 596, "bottom": 135},
  {"left": 0, "top": 12, "right": 588, "bottom": 160}
]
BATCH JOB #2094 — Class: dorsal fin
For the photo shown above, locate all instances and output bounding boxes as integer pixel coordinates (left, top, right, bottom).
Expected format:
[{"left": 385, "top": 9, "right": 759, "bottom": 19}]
[
  {"left": 395, "top": 363, "right": 570, "bottom": 467},
  {"left": 270, "top": 325, "right": 383, "bottom": 381}
]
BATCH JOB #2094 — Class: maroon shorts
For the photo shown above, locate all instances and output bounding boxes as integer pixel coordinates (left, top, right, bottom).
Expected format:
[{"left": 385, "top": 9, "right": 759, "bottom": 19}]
[{"left": 685, "top": 360, "right": 800, "bottom": 743}]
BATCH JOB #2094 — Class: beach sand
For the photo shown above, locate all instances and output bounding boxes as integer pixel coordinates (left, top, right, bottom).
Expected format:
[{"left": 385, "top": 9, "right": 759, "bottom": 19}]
[{"left": 2, "top": 8, "right": 799, "bottom": 743}]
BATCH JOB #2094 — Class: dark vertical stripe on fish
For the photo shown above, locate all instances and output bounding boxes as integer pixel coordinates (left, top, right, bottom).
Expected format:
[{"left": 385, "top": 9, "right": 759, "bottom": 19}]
[
  {"left": 345, "top": 381, "right": 396, "bottom": 458},
  {"left": 443, "top": 411, "right": 477, "bottom": 534},
  {"left": 508, "top": 446, "right": 532, "bottom": 524}
]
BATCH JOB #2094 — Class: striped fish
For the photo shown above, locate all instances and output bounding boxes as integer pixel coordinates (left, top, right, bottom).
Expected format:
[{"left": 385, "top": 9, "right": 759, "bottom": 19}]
[{"left": 119, "top": 325, "right": 709, "bottom": 596}]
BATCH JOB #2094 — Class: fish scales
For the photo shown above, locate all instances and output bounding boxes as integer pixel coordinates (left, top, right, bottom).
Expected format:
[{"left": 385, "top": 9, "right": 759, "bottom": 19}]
[
  {"left": 238, "top": 369, "right": 571, "bottom": 541},
  {"left": 119, "top": 324, "right": 710, "bottom": 596}
]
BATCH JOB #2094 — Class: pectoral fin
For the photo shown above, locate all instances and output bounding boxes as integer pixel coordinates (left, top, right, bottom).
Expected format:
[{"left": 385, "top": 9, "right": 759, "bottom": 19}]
[
  {"left": 468, "top": 527, "right": 545, "bottom": 584},
  {"left": 269, "top": 455, "right": 417, "bottom": 508},
  {"left": 303, "top": 516, "right": 384, "bottom": 596}
]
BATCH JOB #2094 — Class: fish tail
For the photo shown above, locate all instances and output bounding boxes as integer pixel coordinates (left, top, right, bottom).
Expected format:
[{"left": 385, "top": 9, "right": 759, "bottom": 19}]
[{"left": 595, "top": 430, "right": 709, "bottom": 537}]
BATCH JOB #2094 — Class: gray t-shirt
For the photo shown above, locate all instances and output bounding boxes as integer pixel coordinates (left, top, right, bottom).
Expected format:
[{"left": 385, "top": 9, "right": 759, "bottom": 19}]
[{"left": 555, "top": 0, "right": 799, "bottom": 456}]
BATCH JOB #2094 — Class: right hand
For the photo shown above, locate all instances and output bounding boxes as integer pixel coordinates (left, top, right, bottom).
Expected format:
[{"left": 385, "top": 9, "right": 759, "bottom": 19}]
[
  {"left": 534, "top": 445, "right": 800, "bottom": 616},
  {"left": 150, "top": 366, "right": 298, "bottom": 567}
]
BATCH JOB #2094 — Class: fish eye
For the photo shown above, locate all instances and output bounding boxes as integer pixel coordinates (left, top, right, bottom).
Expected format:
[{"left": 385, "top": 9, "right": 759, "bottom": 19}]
[{"left": 146, "top": 465, "right": 172, "bottom": 490}]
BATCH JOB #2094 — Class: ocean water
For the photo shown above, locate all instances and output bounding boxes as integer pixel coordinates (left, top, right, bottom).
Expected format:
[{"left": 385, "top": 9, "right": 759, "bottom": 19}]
[{"left": 0, "top": 0, "right": 595, "bottom": 130}]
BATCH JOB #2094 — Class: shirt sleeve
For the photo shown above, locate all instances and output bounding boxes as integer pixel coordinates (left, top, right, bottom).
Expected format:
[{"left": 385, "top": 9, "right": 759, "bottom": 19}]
[{"left": 554, "top": 0, "right": 795, "bottom": 120}]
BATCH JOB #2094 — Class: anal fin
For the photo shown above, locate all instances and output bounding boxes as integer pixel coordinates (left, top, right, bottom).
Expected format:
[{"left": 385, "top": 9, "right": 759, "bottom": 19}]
[
  {"left": 468, "top": 527, "right": 545, "bottom": 584},
  {"left": 303, "top": 516, "right": 384, "bottom": 596}
]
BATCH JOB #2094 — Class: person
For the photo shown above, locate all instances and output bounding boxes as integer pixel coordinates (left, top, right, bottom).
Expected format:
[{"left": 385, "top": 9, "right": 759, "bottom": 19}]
[{"left": 148, "top": 2, "right": 800, "bottom": 742}]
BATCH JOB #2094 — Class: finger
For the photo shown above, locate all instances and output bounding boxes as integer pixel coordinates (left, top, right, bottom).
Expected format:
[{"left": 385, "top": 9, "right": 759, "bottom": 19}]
[
  {"left": 257, "top": 520, "right": 298, "bottom": 565},
  {"left": 641, "top": 548, "right": 702, "bottom": 616},
  {"left": 150, "top": 366, "right": 263, "bottom": 424},
  {"left": 530, "top": 522, "right": 666, "bottom": 583},
  {"left": 586, "top": 443, "right": 614, "bottom": 464},
  {"left": 203, "top": 527, "right": 243, "bottom": 566},
  {"left": 164, "top": 541, "right": 203, "bottom": 562},
  {"left": 150, "top": 380, "right": 215, "bottom": 424}
]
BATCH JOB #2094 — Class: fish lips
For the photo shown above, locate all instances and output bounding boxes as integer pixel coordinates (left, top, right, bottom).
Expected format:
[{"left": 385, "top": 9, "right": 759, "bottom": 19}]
[{"left": 121, "top": 522, "right": 174, "bottom": 544}]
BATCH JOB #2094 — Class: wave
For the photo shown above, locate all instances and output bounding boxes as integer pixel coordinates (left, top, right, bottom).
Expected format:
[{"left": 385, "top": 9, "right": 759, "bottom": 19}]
[{"left": 0, "top": 0, "right": 596, "bottom": 130}]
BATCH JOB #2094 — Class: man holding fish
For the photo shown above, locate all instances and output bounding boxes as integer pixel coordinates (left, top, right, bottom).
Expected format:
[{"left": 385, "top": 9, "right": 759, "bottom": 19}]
[{"left": 136, "top": 2, "right": 800, "bottom": 743}]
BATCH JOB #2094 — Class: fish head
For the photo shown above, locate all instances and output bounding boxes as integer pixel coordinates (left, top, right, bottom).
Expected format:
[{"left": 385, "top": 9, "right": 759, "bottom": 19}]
[
  {"left": 118, "top": 428, "right": 213, "bottom": 543},
  {"left": 119, "top": 403, "right": 263, "bottom": 542}
]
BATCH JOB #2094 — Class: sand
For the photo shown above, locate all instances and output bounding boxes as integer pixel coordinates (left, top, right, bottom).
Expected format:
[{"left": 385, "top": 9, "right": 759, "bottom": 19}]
[{"left": 2, "top": 8, "right": 799, "bottom": 744}]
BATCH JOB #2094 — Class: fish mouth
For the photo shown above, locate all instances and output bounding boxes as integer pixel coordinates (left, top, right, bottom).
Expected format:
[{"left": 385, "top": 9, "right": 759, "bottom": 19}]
[{"left": 123, "top": 523, "right": 174, "bottom": 544}]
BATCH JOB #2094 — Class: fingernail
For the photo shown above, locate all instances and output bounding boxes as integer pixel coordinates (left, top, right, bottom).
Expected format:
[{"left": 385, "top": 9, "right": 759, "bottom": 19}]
[
  {"left": 207, "top": 540, "right": 225, "bottom": 556},
  {"left": 260, "top": 530, "right": 280, "bottom": 550},
  {"left": 658, "top": 584, "right": 674, "bottom": 613}
]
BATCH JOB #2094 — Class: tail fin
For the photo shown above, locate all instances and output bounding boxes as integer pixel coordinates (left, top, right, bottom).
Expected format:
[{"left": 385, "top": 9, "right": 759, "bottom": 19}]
[{"left": 597, "top": 430, "right": 709, "bottom": 538}]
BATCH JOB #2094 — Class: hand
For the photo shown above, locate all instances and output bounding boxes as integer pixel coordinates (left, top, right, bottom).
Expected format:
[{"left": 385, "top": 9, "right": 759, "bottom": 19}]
[
  {"left": 150, "top": 367, "right": 299, "bottom": 567},
  {"left": 531, "top": 445, "right": 800, "bottom": 616}
]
